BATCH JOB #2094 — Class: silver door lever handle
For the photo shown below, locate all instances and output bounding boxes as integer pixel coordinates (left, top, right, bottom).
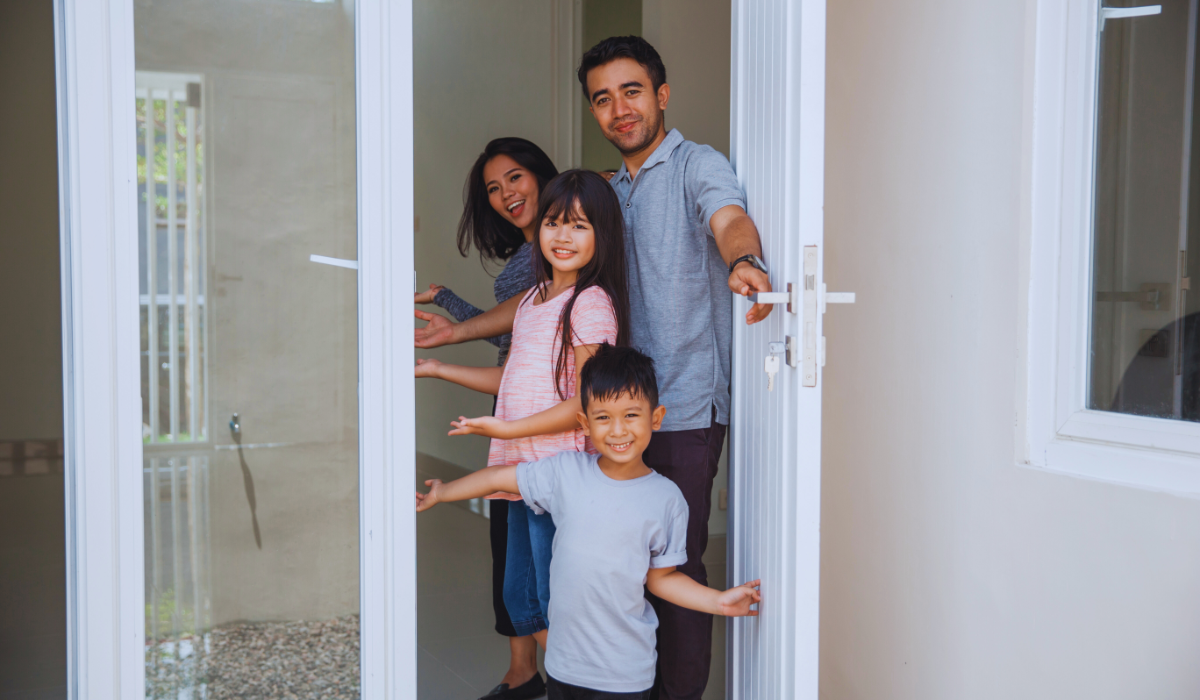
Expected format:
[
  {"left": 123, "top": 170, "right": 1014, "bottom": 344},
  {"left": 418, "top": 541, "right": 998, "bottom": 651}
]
[{"left": 749, "top": 292, "right": 790, "bottom": 304}]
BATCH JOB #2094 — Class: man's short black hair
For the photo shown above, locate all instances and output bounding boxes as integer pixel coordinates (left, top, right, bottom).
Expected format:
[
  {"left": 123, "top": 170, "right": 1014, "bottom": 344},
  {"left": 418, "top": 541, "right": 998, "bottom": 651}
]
[
  {"left": 579, "top": 343, "right": 659, "bottom": 412},
  {"left": 577, "top": 36, "right": 667, "bottom": 101}
]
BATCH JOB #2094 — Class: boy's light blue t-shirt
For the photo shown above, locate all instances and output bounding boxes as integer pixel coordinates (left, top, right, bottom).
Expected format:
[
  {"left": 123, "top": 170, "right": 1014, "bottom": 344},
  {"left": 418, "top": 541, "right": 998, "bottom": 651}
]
[{"left": 516, "top": 451, "right": 689, "bottom": 693}]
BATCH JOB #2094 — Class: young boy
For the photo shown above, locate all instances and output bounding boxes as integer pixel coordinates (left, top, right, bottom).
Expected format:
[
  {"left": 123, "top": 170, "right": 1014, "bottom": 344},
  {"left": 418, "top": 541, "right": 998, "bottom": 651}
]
[{"left": 416, "top": 344, "right": 760, "bottom": 699}]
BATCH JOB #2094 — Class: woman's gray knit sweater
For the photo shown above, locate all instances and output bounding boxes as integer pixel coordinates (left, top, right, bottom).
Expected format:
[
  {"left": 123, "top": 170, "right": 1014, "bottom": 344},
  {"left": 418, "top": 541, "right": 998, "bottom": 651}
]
[{"left": 433, "top": 241, "right": 535, "bottom": 366}]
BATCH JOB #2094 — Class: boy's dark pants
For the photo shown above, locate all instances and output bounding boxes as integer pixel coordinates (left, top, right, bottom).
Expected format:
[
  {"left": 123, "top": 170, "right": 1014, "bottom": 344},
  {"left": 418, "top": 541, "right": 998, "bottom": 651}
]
[
  {"left": 643, "top": 414, "right": 727, "bottom": 700},
  {"left": 547, "top": 676, "right": 651, "bottom": 700}
]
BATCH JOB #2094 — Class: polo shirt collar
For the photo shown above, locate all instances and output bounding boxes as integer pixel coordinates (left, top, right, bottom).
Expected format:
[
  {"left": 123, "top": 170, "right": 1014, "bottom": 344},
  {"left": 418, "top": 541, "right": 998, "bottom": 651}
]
[{"left": 613, "top": 128, "right": 685, "bottom": 185}]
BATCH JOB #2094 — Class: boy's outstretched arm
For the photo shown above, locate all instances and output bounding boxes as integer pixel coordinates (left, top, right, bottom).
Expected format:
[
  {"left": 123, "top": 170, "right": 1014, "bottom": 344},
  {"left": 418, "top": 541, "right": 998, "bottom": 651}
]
[
  {"left": 415, "top": 465, "right": 519, "bottom": 512},
  {"left": 646, "top": 567, "right": 761, "bottom": 617}
]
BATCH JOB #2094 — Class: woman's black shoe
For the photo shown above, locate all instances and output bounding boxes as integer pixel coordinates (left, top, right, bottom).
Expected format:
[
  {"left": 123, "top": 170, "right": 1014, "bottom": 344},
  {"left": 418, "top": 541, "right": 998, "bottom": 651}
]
[{"left": 478, "top": 671, "right": 546, "bottom": 700}]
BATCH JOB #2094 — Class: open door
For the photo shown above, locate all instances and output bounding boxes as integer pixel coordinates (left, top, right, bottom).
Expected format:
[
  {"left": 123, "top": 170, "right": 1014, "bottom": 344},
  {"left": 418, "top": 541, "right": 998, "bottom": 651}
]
[{"left": 728, "top": 0, "right": 845, "bottom": 697}]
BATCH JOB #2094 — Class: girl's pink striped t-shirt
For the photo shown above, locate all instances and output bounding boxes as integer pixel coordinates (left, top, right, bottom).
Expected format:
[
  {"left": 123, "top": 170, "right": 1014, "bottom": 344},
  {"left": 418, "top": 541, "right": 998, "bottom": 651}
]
[{"left": 487, "top": 285, "right": 618, "bottom": 481}]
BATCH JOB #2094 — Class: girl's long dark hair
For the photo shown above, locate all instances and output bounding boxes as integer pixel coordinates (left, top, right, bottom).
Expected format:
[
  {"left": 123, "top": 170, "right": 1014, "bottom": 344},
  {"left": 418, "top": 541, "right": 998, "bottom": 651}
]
[
  {"left": 458, "top": 137, "right": 559, "bottom": 265},
  {"left": 532, "top": 170, "right": 632, "bottom": 400}
]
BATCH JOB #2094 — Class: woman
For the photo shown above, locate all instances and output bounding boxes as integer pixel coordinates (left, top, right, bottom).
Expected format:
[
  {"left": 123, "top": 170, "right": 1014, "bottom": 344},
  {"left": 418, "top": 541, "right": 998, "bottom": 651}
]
[{"left": 414, "top": 137, "right": 557, "bottom": 700}]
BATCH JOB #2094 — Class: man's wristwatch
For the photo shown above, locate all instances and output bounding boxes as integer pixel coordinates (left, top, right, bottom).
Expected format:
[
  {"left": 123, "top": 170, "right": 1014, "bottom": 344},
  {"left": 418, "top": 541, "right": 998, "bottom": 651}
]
[{"left": 729, "top": 254, "right": 769, "bottom": 276}]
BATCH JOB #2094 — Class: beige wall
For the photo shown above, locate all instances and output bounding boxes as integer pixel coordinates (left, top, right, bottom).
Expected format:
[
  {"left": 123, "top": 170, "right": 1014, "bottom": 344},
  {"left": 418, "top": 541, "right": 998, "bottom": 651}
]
[
  {"left": 643, "top": 0, "right": 731, "bottom": 158},
  {"left": 821, "top": 1, "right": 1200, "bottom": 698}
]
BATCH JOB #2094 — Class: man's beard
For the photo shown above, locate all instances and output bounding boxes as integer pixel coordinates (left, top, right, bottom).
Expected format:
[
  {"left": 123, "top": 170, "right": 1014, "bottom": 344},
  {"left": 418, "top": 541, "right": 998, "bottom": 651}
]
[{"left": 609, "top": 108, "right": 664, "bottom": 156}]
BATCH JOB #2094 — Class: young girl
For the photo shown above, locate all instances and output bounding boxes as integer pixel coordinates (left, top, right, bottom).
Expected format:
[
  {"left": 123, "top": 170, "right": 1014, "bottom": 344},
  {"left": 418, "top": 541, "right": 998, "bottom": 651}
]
[{"left": 415, "top": 169, "right": 631, "bottom": 649}]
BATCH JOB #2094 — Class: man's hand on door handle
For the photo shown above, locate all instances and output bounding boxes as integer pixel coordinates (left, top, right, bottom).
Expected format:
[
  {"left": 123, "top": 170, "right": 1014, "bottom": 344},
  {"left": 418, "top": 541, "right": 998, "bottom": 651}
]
[{"left": 730, "top": 264, "right": 773, "bottom": 325}]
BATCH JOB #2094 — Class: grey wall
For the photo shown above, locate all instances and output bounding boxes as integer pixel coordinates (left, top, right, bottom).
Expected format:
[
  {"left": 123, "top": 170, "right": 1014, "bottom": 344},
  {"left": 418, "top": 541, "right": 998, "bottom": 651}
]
[
  {"left": 821, "top": 1, "right": 1200, "bottom": 698},
  {"left": 0, "top": 1, "right": 67, "bottom": 697}
]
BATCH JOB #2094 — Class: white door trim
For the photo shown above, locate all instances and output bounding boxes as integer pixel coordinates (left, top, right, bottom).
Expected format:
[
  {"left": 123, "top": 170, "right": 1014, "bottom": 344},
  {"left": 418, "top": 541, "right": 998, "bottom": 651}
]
[
  {"left": 54, "top": 0, "right": 418, "bottom": 696},
  {"left": 728, "top": 0, "right": 826, "bottom": 697},
  {"left": 357, "top": 0, "right": 418, "bottom": 695},
  {"left": 55, "top": 0, "right": 143, "bottom": 695}
]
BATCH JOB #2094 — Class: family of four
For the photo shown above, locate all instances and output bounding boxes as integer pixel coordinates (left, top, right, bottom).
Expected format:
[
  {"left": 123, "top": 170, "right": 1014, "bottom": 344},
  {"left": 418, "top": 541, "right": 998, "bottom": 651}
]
[{"left": 414, "top": 36, "right": 774, "bottom": 700}]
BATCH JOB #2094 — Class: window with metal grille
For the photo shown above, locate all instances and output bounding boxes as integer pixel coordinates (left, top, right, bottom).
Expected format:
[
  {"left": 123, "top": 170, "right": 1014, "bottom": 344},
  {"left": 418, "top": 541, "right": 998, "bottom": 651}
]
[{"left": 137, "top": 72, "right": 207, "bottom": 445}]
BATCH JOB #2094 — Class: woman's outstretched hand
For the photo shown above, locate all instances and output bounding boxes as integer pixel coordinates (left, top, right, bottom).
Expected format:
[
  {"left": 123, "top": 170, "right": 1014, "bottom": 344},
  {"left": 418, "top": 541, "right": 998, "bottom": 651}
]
[
  {"left": 415, "top": 309, "right": 456, "bottom": 348},
  {"left": 716, "top": 579, "right": 762, "bottom": 617},
  {"left": 448, "top": 415, "right": 507, "bottom": 438},
  {"left": 414, "top": 358, "right": 443, "bottom": 378},
  {"left": 415, "top": 479, "right": 443, "bottom": 512},
  {"left": 414, "top": 283, "right": 446, "bottom": 305}
]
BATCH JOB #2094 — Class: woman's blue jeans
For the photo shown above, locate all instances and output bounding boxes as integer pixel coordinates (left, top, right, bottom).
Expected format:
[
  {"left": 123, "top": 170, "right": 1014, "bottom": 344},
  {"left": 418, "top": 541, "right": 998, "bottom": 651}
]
[{"left": 503, "top": 502, "right": 555, "bottom": 636}]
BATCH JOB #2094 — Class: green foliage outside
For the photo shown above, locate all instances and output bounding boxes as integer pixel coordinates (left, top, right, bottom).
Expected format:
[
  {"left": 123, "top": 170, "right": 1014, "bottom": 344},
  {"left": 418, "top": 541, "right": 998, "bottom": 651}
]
[{"left": 137, "top": 97, "right": 204, "bottom": 221}]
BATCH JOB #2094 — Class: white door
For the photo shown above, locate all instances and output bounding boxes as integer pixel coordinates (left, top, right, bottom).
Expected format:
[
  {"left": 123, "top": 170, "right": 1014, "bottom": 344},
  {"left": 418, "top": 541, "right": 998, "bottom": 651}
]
[
  {"left": 728, "top": 0, "right": 846, "bottom": 697},
  {"left": 57, "top": 0, "right": 415, "bottom": 697}
]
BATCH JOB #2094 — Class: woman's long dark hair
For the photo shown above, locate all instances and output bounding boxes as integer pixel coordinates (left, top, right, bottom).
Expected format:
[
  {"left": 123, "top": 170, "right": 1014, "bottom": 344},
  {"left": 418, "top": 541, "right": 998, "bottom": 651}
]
[
  {"left": 458, "top": 137, "right": 559, "bottom": 265},
  {"left": 531, "top": 170, "right": 632, "bottom": 400}
]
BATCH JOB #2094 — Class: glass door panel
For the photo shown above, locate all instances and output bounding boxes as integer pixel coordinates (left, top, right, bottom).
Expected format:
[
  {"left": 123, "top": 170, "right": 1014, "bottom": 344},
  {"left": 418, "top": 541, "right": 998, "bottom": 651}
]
[
  {"left": 134, "top": 2, "right": 360, "bottom": 698},
  {"left": 1089, "top": 0, "right": 1199, "bottom": 420}
]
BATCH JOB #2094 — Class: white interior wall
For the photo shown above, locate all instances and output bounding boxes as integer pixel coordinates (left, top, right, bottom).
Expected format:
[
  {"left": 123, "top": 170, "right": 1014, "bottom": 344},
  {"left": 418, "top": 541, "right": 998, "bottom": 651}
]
[
  {"left": 413, "top": 0, "right": 564, "bottom": 471},
  {"left": 821, "top": 1, "right": 1200, "bottom": 698}
]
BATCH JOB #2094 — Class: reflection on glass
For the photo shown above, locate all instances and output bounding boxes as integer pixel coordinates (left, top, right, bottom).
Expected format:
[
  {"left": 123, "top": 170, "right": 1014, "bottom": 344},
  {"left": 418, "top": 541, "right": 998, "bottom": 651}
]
[
  {"left": 135, "top": 2, "right": 360, "bottom": 698},
  {"left": 138, "top": 79, "right": 207, "bottom": 445},
  {"left": 1090, "top": 0, "right": 1200, "bottom": 421}
]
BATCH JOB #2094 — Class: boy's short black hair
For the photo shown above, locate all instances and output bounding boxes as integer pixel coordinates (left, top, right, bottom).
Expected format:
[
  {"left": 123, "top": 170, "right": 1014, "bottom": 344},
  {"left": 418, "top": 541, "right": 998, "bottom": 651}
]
[
  {"left": 579, "top": 343, "right": 659, "bottom": 412},
  {"left": 577, "top": 36, "right": 667, "bottom": 101}
]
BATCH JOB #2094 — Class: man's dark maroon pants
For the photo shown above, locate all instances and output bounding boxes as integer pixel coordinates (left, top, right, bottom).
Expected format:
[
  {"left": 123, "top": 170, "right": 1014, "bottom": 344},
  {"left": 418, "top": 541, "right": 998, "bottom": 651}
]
[{"left": 643, "top": 414, "right": 727, "bottom": 700}]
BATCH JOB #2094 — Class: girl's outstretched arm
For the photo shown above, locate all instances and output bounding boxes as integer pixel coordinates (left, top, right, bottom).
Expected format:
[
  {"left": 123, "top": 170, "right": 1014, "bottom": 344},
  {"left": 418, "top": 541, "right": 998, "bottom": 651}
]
[
  {"left": 448, "top": 344, "right": 600, "bottom": 439},
  {"left": 415, "top": 359, "right": 504, "bottom": 395},
  {"left": 415, "top": 465, "right": 519, "bottom": 512}
]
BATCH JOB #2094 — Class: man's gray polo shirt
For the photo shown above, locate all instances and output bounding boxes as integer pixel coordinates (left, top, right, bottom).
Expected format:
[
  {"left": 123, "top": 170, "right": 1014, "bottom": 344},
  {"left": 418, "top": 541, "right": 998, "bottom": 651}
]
[{"left": 610, "top": 129, "right": 745, "bottom": 431}]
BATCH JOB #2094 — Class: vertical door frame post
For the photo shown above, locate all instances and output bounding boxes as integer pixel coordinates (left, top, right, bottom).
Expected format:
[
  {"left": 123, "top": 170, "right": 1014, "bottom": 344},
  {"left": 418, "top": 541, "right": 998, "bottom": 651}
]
[
  {"left": 727, "top": 0, "right": 826, "bottom": 697},
  {"left": 53, "top": 0, "right": 418, "bottom": 696}
]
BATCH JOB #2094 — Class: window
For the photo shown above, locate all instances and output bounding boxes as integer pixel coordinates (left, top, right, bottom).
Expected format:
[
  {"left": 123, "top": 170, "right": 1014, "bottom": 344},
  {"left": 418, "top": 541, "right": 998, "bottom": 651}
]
[
  {"left": 1028, "top": 0, "right": 1200, "bottom": 493},
  {"left": 137, "top": 72, "right": 207, "bottom": 445}
]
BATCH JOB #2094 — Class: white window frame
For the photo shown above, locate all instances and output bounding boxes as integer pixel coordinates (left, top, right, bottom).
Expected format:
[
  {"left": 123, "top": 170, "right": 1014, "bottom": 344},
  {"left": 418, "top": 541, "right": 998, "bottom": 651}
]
[
  {"left": 55, "top": 0, "right": 417, "bottom": 697},
  {"left": 1028, "top": 0, "right": 1200, "bottom": 495}
]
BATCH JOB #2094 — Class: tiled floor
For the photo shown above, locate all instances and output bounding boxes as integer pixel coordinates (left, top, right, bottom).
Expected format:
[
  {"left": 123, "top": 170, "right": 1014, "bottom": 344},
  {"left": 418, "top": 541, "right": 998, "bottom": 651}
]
[{"left": 417, "top": 454, "right": 727, "bottom": 700}]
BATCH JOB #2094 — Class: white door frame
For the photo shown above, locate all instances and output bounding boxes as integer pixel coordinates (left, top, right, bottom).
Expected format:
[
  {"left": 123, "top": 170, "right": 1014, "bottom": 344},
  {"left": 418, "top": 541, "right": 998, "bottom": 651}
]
[
  {"left": 54, "top": 0, "right": 418, "bottom": 696},
  {"left": 728, "top": 0, "right": 826, "bottom": 697}
]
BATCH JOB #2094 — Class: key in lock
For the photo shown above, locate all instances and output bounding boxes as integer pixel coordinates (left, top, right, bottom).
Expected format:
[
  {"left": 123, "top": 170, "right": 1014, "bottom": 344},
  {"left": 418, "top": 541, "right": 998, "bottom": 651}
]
[{"left": 765, "top": 341, "right": 784, "bottom": 391}]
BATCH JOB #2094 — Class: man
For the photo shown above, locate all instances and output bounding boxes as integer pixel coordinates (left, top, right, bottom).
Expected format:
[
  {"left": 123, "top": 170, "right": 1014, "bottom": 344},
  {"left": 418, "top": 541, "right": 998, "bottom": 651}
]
[{"left": 415, "top": 36, "right": 772, "bottom": 700}]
